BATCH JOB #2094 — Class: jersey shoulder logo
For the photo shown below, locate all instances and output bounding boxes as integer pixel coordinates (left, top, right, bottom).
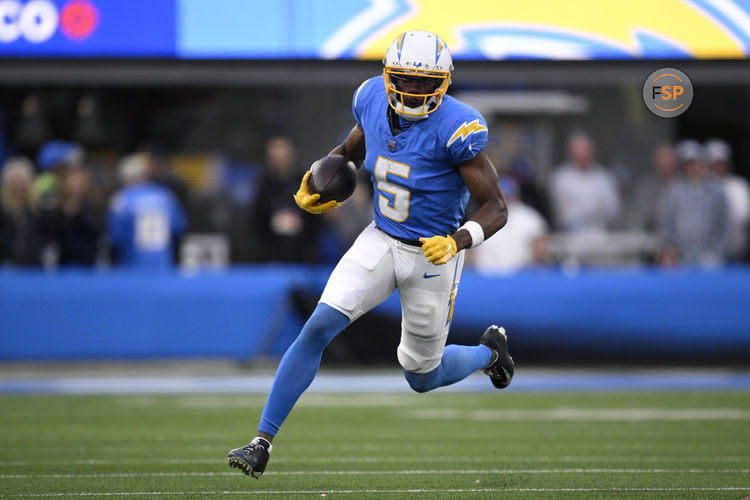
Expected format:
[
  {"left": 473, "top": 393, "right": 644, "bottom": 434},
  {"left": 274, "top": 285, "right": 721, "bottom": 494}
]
[{"left": 446, "top": 119, "right": 488, "bottom": 148}]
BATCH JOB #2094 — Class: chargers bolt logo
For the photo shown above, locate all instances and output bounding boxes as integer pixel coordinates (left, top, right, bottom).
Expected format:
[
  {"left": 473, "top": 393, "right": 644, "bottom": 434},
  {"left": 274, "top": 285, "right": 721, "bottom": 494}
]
[{"left": 643, "top": 67, "right": 693, "bottom": 118}]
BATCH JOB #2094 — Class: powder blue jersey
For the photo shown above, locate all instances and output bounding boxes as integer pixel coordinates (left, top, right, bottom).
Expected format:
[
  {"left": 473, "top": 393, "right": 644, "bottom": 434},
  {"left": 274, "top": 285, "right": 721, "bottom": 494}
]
[
  {"left": 352, "top": 76, "right": 488, "bottom": 241},
  {"left": 107, "top": 182, "right": 186, "bottom": 270}
]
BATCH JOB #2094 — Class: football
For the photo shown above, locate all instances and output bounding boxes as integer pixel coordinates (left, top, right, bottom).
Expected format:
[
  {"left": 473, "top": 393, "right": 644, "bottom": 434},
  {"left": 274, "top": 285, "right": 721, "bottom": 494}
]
[{"left": 308, "top": 154, "right": 358, "bottom": 203}]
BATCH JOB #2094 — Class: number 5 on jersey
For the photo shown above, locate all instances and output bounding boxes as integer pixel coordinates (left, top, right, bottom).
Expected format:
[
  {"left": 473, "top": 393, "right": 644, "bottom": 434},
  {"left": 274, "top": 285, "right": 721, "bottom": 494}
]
[{"left": 375, "top": 156, "right": 411, "bottom": 222}]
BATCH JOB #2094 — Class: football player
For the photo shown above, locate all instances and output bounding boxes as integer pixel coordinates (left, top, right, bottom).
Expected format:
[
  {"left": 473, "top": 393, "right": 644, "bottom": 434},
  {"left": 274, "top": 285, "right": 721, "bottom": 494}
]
[{"left": 228, "top": 30, "right": 514, "bottom": 478}]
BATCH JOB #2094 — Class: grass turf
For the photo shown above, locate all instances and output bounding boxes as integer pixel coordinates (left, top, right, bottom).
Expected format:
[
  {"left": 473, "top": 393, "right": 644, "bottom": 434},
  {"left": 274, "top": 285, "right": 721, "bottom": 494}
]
[{"left": 0, "top": 391, "right": 749, "bottom": 499}]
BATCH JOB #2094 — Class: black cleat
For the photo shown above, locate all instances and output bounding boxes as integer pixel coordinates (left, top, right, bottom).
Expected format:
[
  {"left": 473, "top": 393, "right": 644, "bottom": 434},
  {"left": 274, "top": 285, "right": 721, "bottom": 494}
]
[
  {"left": 480, "top": 325, "right": 514, "bottom": 389},
  {"left": 227, "top": 437, "right": 272, "bottom": 478}
]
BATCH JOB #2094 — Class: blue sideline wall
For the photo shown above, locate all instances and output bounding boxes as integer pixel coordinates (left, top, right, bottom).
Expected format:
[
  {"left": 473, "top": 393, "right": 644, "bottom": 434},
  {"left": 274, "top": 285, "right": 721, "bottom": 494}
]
[{"left": 1, "top": 266, "right": 749, "bottom": 361}]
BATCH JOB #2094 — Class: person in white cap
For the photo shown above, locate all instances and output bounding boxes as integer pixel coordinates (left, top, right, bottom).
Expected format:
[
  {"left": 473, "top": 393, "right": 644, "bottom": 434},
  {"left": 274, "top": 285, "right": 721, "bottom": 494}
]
[
  {"left": 657, "top": 140, "right": 731, "bottom": 267},
  {"left": 704, "top": 139, "right": 750, "bottom": 259}
]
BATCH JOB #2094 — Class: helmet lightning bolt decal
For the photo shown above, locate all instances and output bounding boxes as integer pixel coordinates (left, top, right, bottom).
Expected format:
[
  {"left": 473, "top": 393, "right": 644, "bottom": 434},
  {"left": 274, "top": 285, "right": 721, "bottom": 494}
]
[{"left": 446, "top": 119, "right": 488, "bottom": 147}]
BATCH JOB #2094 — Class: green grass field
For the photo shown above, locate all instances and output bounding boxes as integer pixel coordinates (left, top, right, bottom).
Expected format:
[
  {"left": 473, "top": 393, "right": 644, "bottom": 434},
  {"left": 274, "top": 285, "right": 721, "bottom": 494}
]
[{"left": 1, "top": 391, "right": 749, "bottom": 499}]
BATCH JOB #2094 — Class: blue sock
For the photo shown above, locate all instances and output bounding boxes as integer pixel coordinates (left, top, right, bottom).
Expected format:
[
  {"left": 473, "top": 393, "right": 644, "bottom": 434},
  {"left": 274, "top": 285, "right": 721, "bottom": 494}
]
[
  {"left": 403, "top": 344, "right": 492, "bottom": 393},
  {"left": 258, "top": 303, "right": 349, "bottom": 436}
]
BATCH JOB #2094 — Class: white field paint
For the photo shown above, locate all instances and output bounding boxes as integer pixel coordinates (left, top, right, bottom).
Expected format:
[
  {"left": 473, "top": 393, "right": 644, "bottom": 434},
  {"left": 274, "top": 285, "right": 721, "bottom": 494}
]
[
  {"left": 399, "top": 407, "right": 750, "bottom": 421},
  {"left": 5, "top": 487, "right": 750, "bottom": 497},
  {"left": 1, "top": 468, "right": 749, "bottom": 479},
  {"left": 1, "top": 455, "right": 747, "bottom": 466}
]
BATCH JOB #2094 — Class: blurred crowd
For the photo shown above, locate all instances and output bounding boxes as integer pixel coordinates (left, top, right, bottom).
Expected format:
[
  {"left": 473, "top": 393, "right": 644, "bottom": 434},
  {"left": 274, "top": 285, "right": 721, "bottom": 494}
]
[
  {"left": 0, "top": 132, "right": 748, "bottom": 272},
  {"left": 0, "top": 141, "right": 187, "bottom": 270},
  {"left": 470, "top": 133, "right": 749, "bottom": 274}
]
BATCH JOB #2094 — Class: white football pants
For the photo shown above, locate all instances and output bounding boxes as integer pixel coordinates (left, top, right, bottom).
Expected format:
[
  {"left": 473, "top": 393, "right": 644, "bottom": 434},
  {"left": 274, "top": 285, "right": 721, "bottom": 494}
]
[{"left": 320, "top": 222, "right": 465, "bottom": 373}]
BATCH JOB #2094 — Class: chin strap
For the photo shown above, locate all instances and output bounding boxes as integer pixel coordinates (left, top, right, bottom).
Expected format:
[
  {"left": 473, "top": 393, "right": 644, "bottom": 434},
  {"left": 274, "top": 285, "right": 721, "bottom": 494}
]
[
  {"left": 391, "top": 96, "right": 438, "bottom": 121},
  {"left": 396, "top": 109, "right": 429, "bottom": 122},
  {"left": 394, "top": 106, "right": 429, "bottom": 121}
]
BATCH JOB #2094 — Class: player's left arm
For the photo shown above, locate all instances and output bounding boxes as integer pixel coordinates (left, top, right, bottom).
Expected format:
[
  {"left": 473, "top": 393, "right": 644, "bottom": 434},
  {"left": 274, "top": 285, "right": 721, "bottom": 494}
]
[
  {"left": 453, "top": 151, "right": 507, "bottom": 250},
  {"left": 420, "top": 151, "right": 507, "bottom": 264}
]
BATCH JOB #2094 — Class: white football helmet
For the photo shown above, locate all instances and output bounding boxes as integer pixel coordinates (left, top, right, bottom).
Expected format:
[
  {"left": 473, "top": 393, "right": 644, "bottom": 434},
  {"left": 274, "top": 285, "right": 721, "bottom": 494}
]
[{"left": 383, "top": 30, "right": 453, "bottom": 120}]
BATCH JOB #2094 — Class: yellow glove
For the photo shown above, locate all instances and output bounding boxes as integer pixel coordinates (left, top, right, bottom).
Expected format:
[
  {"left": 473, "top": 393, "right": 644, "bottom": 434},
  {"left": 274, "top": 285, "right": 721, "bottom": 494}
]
[
  {"left": 419, "top": 234, "right": 457, "bottom": 265},
  {"left": 293, "top": 170, "right": 341, "bottom": 214}
]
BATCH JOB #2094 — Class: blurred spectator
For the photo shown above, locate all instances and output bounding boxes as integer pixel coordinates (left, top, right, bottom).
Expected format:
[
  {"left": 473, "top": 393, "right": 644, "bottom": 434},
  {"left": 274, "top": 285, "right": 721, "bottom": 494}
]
[
  {"left": 628, "top": 144, "right": 679, "bottom": 231},
  {"left": 73, "top": 95, "right": 109, "bottom": 148},
  {"left": 656, "top": 140, "right": 731, "bottom": 267},
  {"left": 0, "top": 157, "right": 43, "bottom": 266},
  {"left": 549, "top": 132, "right": 620, "bottom": 233},
  {"left": 33, "top": 140, "right": 85, "bottom": 211},
  {"left": 107, "top": 153, "right": 187, "bottom": 270},
  {"left": 41, "top": 166, "right": 103, "bottom": 267},
  {"left": 15, "top": 95, "right": 51, "bottom": 151},
  {"left": 468, "top": 176, "right": 549, "bottom": 273},
  {"left": 318, "top": 175, "right": 374, "bottom": 263},
  {"left": 705, "top": 138, "right": 750, "bottom": 260},
  {"left": 507, "top": 154, "right": 551, "bottom": 223},
  {"left": 0, "top": 109, "right": 9, "bottom": 166},
  {"left": 138, "top": 143, "right": 189, "bottom": 211},
  {"left": 252, "top": 136, "right": 321, "bottom": 262}
]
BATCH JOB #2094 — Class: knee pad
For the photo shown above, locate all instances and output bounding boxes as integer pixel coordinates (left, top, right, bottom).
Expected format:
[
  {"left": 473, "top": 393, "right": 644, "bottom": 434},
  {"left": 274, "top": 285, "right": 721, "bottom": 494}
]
[
  {"left": 397, "top": 298, "right": 444, "bottom": 374},
  {"left": 397, "top": 342, "right": 439, "bottom": 374}
]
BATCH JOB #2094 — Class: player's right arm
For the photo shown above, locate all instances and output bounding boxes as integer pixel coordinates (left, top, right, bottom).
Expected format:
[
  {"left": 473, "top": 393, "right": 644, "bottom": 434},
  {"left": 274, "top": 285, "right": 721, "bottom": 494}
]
[
  {"left": 328, "top": 123, "right": 366, "bottom": 167},
  {"left": 295, "top": 124, "right": 366, "bottom": 214},
  {"left": 330, "top": 77, "right": 371, "bottom": 167},
  {"left": 296, "top": 77, "right": 369, "bottom": 214},
  {"left": 294, "top": 170, "right": 340, "bottom": 214}
]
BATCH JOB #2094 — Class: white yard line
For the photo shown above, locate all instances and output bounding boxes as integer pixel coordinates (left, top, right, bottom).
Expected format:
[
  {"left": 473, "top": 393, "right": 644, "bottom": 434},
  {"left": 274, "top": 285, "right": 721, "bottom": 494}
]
[
  {"left": 1, "top": 455, "right": 747, "bottom": 466},
  {"left": 6, "top": 487, "right": 750, "bottom": 497},
  {"left": 1, "top": 468, "right": 749, "bottom": 479},
  {"left": 4, "top": 369, "right": 750, "bottom": 394},
  {"left": 400, "top": 407, "right": 750, "bottom": 421}
]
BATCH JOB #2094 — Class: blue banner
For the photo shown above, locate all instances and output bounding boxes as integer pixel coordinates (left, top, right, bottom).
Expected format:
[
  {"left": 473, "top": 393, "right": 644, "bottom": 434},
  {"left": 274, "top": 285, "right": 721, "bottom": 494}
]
[
  {"left": 0, "top": 0, "right": 175, "bottom": 57},
  {"left": 1, "top": 0, "right": 749, "bottom": 60},
  {"left": 1, "top": 266, "right": 749, "bottom": 361}
]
